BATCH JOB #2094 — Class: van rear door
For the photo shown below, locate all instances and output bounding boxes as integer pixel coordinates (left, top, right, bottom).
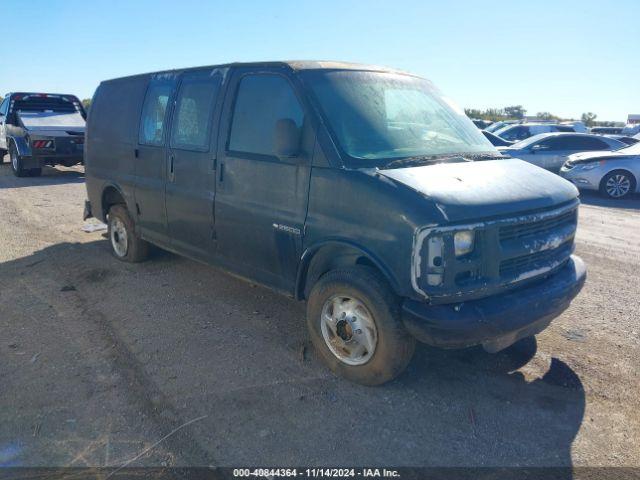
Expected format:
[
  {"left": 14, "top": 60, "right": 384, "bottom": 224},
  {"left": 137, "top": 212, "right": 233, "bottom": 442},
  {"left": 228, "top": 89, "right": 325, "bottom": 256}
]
[
  {"left": 165, "top": 69, "right": 224, "bottom": 261},
  {"left": 135, "top": 75, "right": 177, "bottom": 243}
]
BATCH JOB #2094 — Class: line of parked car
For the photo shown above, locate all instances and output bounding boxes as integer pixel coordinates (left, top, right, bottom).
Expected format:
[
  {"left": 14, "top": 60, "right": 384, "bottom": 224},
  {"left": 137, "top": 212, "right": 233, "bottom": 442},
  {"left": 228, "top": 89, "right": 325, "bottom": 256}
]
[{"left": 473, "top": 119, "right": 640, "bottom": 199}]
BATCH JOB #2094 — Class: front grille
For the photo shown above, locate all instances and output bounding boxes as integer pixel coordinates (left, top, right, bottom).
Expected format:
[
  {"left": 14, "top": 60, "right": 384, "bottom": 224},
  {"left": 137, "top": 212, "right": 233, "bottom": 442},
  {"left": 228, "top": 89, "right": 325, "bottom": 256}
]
[
  {"left": 413, "top": 201, "right": 579, "bottom": 303},
  {"left": 500, "top": 242, "right": 573, "bottom": 279},
  {"left": 499, "top": 209, "right": 577, "bottom": 242}
]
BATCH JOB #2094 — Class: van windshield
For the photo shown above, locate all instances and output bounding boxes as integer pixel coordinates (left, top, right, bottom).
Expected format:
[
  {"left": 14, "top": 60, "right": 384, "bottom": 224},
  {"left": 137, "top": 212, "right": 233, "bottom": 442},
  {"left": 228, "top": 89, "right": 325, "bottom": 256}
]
[{"left": 300, "top": 70, "right": 495, "bottom": 165}]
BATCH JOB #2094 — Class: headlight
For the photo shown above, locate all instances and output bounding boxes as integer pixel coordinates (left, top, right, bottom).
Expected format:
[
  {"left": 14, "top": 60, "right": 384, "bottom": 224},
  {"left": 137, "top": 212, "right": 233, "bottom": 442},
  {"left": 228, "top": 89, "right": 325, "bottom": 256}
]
[{"left": 454, "top": 230, "right": 475, "bottom": 257}]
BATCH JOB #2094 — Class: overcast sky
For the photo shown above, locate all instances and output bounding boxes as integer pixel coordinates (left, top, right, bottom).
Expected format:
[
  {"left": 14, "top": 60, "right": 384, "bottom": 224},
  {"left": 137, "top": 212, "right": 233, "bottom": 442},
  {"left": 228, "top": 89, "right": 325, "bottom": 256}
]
[{"left": 2, "top": 0, "right": 638, "bottom": 122}]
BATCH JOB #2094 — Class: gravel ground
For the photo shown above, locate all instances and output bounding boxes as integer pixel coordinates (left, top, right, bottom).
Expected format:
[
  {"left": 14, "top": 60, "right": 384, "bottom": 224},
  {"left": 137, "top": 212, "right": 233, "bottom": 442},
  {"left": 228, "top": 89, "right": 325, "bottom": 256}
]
[{"left": 0, "top": 161, "right": 638, "bottom": 469}]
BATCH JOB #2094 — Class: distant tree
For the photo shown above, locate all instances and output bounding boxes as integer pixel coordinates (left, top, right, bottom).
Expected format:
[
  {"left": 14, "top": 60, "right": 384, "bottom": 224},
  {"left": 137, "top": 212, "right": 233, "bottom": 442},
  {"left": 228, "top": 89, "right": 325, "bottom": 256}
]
[
  {"left": 464, "top": 108, "right": 484, "bottom": 119},
  {"left": 537, "top": 111, "right": 559, "bottom": 121},
  {"left": 504, "top": 105, "right": 526, "bottom": 119},
  {"left": 81, "top": 98, "right": 91, "bottom": 111},
  {"left": 0, "top": 95, "right": 3, "bottom": 104},
  {"left": 464, "top": 107, "right": 509, "bottom": 122},
  {"left": 581, "top": 112, "right": 597, "bottom": 127}
]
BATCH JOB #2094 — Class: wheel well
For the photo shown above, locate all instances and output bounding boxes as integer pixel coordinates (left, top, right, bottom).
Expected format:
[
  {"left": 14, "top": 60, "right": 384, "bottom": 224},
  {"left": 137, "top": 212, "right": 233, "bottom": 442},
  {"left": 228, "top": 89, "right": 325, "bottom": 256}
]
[
  {"left": 298, "top": 244, "right": 393, "bottom": 300},
  {"left": 101, "top": 186, "right": 126, "bottom": 218}
]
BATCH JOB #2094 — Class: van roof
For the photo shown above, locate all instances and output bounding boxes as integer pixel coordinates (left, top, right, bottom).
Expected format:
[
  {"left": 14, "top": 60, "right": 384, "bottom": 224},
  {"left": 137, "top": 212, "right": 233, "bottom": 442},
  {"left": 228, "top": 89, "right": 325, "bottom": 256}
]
[{"left": 100, "top": 60, "right": 417, "bottom": 84}]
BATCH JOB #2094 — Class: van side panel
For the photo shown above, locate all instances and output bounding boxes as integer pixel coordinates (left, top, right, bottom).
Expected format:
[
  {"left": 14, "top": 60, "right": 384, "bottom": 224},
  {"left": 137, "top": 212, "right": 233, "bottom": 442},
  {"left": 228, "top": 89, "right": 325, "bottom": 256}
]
[
  {"left": 85, "top": 77, "right": 148, "bottom": 222},
  {"left": 303, "top": 167, "right": 440, "bottom": 300}
]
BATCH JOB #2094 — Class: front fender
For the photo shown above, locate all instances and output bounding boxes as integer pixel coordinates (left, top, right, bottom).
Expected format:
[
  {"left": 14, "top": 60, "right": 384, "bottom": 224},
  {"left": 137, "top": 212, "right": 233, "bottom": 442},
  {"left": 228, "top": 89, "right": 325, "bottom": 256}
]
[{"left": 295, "top": 238, "right": 401, "bottom": 300}]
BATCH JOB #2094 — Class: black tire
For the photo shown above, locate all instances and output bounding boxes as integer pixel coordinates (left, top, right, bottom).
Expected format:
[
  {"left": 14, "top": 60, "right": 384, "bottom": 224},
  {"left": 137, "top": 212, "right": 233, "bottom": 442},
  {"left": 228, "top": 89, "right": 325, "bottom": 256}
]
[
  {"left": 306, "top": 266, "right": 415, "bottom": 385},
  {"left": 0, "top": 148, "right": 7, "bottom": 163},
  {"left": 599, "top": 170, "right": 636, "bottom": 199},
  {"left": 9, "top": 142, "right": 28, "bottom": 177},
  {"left": 107, "top": 204, "right": 149, "bottom": 262}
]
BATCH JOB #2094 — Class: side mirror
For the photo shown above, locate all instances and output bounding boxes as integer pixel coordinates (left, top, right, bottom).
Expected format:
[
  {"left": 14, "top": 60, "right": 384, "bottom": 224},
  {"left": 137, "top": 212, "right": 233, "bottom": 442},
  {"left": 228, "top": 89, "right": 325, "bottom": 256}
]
[{"left": 274, "top": 118, "right": 301, "bottom": 158}]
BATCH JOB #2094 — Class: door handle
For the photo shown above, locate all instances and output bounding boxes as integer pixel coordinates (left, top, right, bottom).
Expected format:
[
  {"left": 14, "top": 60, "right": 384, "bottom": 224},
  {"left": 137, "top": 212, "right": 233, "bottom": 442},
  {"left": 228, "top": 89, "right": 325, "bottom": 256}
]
[
  {"left": 169, "top": 154, "right": 175, "bottom": 182},
  {"left": 134, "top": 148, "right": 139, "bottom": 158},
  {"left": 218, "top": 161, "right": 224, "bottom": 183}
]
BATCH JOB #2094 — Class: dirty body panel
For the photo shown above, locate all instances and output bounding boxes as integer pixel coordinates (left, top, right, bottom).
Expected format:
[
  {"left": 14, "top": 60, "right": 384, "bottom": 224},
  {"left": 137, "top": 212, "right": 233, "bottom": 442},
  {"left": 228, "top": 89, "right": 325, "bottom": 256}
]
[{"left": 84, "top": 61, "right": 586, "bottom": 356}]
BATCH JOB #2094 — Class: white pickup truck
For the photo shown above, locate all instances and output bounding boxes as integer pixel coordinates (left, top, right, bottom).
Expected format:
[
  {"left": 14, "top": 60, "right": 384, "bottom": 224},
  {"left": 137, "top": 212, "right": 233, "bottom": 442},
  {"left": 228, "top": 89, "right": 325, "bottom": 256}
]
[{"left": 0, "top": 92, "right": 86, "bottom": 176}]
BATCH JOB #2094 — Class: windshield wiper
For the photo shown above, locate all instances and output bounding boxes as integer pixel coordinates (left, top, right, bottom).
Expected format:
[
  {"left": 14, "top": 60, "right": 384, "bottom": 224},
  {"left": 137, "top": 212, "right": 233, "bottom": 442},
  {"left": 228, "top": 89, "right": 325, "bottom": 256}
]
[{"left": 381, "top": 154, "right": 469, "bottom": 170}]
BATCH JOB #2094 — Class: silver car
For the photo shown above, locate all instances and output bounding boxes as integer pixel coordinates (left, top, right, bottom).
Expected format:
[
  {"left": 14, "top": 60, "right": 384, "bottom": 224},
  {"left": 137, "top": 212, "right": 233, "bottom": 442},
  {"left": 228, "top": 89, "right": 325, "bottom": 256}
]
[
  {"left": 498, "top": 132, "right": 626, "bottom": 173},
  {"left": 560, "top": 142, "right": 640, "bottom": 199}
]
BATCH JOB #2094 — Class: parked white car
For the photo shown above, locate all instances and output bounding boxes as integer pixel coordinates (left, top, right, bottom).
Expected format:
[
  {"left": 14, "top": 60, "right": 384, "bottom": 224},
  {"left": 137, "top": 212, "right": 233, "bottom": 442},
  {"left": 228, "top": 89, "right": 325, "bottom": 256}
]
[
  {"left": 560, "top": 142, "right": 640, "bottom": 199},
  {"left": 497, "top": 133, "right": 626, "bottom": 172},
  {"left": 494, "top": 123, "right": 576, "bottom": 142},
  {"left": 561, "top": 121, "right": 587, "bottom": 133},
  {"left": 621, "top": 124, "right": 640, "bottom": 136}
]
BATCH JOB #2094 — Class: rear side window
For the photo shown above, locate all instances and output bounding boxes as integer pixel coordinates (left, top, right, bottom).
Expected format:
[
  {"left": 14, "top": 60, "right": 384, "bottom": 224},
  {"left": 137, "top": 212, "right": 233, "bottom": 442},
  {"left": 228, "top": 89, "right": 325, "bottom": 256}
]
[
  {"left": 554, "top": 125, "right": 575, "bottom": 132},
  {"left": 228, "top": 74, "right": 304, "bottom": 157},
  {"left": 580, "top": 137, "right": 611, "bottom": 150},
  {"left": 501, "top": 126, "right": 529, "bottom": 141},
  {"left": 139, "top": 82, "right": 173, "bottom": 146},
  {"left": 170, "top": 74, "right": 221, "bottom": 151},
  {"left": 542, "top": 136, "right": 610, "bottom": 150}
]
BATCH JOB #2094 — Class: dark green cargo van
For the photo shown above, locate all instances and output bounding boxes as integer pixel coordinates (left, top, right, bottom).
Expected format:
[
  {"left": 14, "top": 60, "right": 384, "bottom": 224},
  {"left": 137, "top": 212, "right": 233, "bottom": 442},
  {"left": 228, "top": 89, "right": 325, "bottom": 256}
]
[{"left": 84, "top": 61, "right": 586, "bottom": 385}]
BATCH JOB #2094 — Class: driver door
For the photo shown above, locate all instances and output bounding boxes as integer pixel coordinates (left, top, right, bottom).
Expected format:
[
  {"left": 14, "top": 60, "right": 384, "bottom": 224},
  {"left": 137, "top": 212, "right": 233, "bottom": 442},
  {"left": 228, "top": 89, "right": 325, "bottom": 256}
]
[{"left": 214, "top": 68, "right": 312, "bottom": 291}]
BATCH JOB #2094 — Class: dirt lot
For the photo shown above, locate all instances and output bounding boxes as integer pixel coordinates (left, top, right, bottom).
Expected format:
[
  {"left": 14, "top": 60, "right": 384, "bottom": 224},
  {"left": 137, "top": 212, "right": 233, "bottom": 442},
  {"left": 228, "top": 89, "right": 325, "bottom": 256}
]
[{"left": 0, "top": 161, "right": 638, "bottom": 469}]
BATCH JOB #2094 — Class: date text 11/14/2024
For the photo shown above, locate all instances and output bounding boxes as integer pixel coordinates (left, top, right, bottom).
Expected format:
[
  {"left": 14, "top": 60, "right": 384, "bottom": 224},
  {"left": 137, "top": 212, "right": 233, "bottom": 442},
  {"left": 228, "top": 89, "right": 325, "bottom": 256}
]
[{"left": 232, "top": 468, "right": 401, "bottom": 478}]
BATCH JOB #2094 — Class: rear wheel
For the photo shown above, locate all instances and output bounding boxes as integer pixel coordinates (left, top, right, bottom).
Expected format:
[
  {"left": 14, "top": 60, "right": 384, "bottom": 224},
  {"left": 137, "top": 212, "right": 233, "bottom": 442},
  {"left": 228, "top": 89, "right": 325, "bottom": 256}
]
[
  {"left": 9, "top": 142, "right": 28, "bottom": 177},
  {"left": 307, "top": 266, "right": 415, "bottom": 385},
  {"left": 107, "top": 204, "right": 149, "bottom": 262},
  {"left": 600, "top": 170, "right": 636, "bottom": 199}
]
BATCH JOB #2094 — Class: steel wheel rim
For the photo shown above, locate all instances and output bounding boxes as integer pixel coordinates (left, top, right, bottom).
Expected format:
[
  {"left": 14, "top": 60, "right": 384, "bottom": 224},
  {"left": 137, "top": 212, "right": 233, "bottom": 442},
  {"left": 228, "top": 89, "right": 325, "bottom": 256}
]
[
  {"left": 606, "top": 174, "right": 631, "bottom": 198},
  {"left": 110, "top": 217, "right": 128, "bottom": 257},
  {"left": 11, "top": 149, "right": 17, "bottom": 171},
  {"left": 320, "top": 295, "right": 378, "bottom": 366}
]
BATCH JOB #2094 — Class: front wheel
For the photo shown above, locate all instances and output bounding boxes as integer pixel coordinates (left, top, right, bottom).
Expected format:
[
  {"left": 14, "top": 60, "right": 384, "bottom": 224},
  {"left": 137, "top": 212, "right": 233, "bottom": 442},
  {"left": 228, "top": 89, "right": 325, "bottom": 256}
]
[
  {"left": 600, "top": 170, "right": 636, "bottom": 199},
  {"left": 307, "top": 267, "right": 415, "bottom": 385}
]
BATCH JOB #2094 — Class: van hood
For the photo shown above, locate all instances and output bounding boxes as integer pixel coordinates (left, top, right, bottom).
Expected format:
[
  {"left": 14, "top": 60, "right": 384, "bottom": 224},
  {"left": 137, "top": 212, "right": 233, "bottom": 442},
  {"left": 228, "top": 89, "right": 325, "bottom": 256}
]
[{"left": 379, "top": 159, "right": 578, "bottom": 223}]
